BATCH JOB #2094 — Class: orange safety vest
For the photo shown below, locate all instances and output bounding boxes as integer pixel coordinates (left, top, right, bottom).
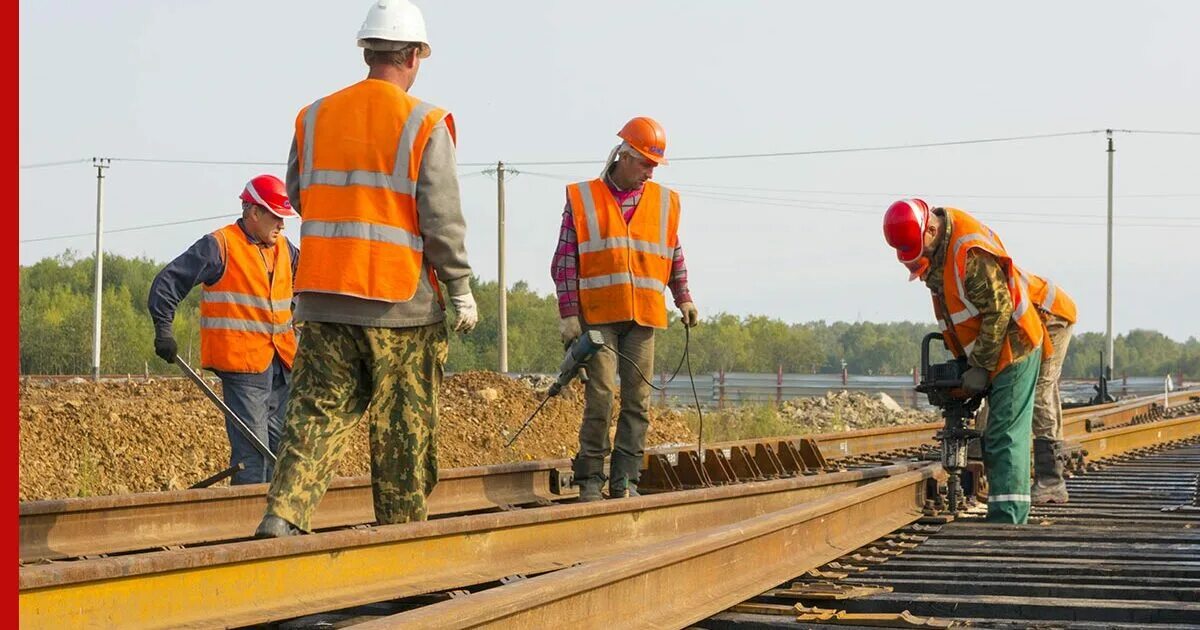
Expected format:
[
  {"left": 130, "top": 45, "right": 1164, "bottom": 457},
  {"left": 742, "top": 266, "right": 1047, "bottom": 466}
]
[
  {"left": 931, "top": 208, "right": 1047, "bottom": 377},
  {"left": 292, "top": 79, "right": 456, "bottom": 302},
  {"left": 566, "top": 179, "right": 680, "bottom": 329},
  {"left": 200, "top": 224, "right": 297, "bottom": 373},
  {"left": 1023, "top": 271, "right": 1078, "bottom": 324}
]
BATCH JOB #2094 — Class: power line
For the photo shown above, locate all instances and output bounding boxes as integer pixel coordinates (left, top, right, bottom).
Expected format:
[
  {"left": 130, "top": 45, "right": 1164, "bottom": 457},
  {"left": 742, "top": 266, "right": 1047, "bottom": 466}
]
[
  {"left": 461, "top": 129, "right": 1106, "bottom": 167},
  {"left": 110, "top": 157, "right": 285, "bottom": 166},
  {"left": 1118, "top": 130, "right": 1200, "bottom": 136},
  {"left": 19, "top": 158, "right": 91, "bottom": 170},
  {"left": 661, "top": 181, "right": 1200, "bottom": 200},
  {"left": 20, "top": 213, "right": 236, "bottom": 244}
]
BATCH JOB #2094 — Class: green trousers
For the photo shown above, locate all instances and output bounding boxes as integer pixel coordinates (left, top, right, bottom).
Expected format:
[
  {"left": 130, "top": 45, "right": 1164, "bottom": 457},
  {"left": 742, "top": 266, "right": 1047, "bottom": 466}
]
[
  {"left": 982, "top": 348, "right": 1041, "bottom": 524},
  {"left": 265, "top": 321, "right": 448, "bottom": 532}
]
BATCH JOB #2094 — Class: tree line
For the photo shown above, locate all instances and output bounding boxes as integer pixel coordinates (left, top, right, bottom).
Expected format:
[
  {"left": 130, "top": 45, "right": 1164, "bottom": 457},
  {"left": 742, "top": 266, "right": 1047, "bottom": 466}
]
[{"left": 19, "top": 251, "right": 1200, "bottom": 379}]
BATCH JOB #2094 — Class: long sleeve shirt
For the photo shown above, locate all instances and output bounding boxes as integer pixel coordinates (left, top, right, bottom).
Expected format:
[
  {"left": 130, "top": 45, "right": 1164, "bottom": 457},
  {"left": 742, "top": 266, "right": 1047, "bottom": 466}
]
[
  {"left": 287, "top": 119, "right": 474, "bottom": 328},
  {"left": 550, "top": 174, "right": 692, "bottom": 318},
  {"left": 148, "top": 219, "right": 299, "bottom": 339},
  {"left": 924, "top": 209, "right": 1035, "bottom": 371}
]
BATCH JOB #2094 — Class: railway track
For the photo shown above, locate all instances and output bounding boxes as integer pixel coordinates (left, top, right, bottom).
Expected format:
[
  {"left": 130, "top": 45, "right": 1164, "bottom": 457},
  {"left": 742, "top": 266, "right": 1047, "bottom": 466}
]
[
  {"left": 711, "top": 437, "right": 1200, "bottom": 629},
  {"left": 18, "top": 403, "right": 1199, "bottom": 628},
  {"left": 20, "top": 390, "right": 1194, "bottom": 564},
  {"left": 291, "top": 414, "right": 1198, "bottom": 629}
]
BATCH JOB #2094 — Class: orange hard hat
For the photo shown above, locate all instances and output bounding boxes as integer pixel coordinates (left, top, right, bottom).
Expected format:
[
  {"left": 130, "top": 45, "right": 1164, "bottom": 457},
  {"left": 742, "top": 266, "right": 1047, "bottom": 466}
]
[{"left": 617, "top": 117, "right": 668, "bottom": 165}]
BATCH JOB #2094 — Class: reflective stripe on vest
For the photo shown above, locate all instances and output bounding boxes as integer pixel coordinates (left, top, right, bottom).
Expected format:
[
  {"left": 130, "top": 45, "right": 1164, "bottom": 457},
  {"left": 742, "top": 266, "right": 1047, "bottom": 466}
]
[
  {"left": 569, "top": 179, "right": 679, "bottom": 329},
  {"left": 293, "top": 80, "right": 451, "bottom": 302},
  {"left": 300, "top": 220, "right": 425, "bottom": 251},
  {"left": 199, "top": 316, "right": 294, "bottom": 334},
  {"left": 934, "top": 208, "right": 1045, "bottom": 376},
  {"left": 298, "top": 98, "right": 436, "bottom": 196},
  {"left": 574, "top": 180, "right": 674, "bottom": 258},
  {"left": 200, "top": 224, "right": 297, "bottom": 373}
]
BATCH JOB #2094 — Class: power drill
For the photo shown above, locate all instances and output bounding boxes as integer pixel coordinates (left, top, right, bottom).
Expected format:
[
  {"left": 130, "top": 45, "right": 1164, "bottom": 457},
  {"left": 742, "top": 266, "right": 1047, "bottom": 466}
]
[
  {"left": 915, "top": 332, "right": 985, "bottom": 512},
  {"left": 506, "top": 330, "right": 606, "bottom": 447},
  {"left": 549, "top": 330, "right": 605, "bottom": 396}
]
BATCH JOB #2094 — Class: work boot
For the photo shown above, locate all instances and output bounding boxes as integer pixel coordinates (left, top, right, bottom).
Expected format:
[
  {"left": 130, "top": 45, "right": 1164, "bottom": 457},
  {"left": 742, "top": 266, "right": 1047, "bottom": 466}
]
[
  {"left": 608, "top": 476, "right": 641, "bottom": 499},
  {"left": 576, "top": 477, "right": 605, "bottom": 502},
  {"left": 254, "top": 514, "right": 302, "bottom": 538},
  {"left": 608, "top": 454, "right": 643, "bottom": 499},
  {"left": 1031, "top": 438, "right": 1069, "bottom": 505}
]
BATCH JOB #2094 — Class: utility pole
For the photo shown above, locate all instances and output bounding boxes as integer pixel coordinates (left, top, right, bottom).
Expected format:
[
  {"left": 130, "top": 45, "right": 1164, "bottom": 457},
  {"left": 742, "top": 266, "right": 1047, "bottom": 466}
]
[
  {"left": 1105, "top": 131, "right": 1115, "bottom": 380},
  {"left": 496, "top": 161, "right": 508, "bottom": 374},
  {"left": 91, "top": 158, "right": 111, "bottom": 382}
]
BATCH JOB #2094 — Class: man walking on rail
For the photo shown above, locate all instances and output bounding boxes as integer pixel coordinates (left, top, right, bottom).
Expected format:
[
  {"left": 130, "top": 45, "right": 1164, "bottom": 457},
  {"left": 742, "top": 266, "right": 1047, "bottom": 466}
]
[
  {"left": 551, "top": 116, "right": 700, "bottom": 502},
  {"left": 883, "top": 199, "right": 1047, "bottom": 523},
  {"left": 975, "top": 270, "right": 1077, "bottom": 504},
  {"left": 256, "top": 0, "right": 476, "bottom": 537},
  {"left": 148, "top": 174, "right": 299, "bottom": 486}
]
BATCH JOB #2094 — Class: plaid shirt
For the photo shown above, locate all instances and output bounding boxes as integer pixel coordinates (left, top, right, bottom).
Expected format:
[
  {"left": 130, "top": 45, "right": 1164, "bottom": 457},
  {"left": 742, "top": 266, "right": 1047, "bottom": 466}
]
[{"left": 551, "top": 176, "right": 691, "bottom": 318}]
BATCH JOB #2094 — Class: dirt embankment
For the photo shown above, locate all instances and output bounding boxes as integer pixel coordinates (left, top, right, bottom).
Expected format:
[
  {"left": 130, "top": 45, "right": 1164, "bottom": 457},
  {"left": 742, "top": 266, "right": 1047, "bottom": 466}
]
[{"left": 18, "top": 372, "right": 694, "bottom": 500}]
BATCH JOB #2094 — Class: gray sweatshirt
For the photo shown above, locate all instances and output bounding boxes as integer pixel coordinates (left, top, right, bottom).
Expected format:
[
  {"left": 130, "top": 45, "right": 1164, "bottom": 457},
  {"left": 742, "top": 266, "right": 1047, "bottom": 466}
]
[{"left": 286, "top": 119, "right": 472, "bottom": 328}]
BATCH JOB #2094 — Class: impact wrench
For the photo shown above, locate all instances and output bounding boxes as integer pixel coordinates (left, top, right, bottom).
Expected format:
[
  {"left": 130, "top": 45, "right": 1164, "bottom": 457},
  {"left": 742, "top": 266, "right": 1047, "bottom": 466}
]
[
  {"left": 175, "top": 355, "right": 277, "bottom": 488},
  {"left": 505, "top": 324, "right": 708, "bottom": 472},
  {"left": 914, "top": 332, "right": 986, "bottom": 512}
]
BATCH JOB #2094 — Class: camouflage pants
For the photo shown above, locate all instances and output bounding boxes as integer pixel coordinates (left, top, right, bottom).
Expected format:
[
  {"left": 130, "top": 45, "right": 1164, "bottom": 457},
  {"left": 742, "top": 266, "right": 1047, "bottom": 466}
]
[{"left": 265, "top": 321, "right": 448, "bottom": 532}]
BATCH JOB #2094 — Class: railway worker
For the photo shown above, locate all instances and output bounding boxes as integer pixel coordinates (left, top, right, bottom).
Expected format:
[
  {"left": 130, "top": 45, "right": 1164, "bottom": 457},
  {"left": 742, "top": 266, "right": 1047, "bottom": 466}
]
[
  {"left": 975, "top": 270, "right": 1077, "bottom": 504},
  {"left": 148, "top": 174, "right": 299, "bottom": 486},
  {"left": 255, "top": 0, "right": 476, "bottom": 537},
  {"left": 883, "top": 199, "right": 1048, "bottom": 524},
  {"left": 551, "top": 116, "right": 700, "bottom": 502}
]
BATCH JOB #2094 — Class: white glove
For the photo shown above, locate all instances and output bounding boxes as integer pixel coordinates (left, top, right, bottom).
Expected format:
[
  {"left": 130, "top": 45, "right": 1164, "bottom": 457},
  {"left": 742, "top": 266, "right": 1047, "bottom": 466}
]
[
  {"left": 559, "top": 315, "right": 582, "bottom": 347},
  {"left": 679, "top": 302, "right": 700, "bottom": 328},
  {"left": 450, "top": 292, "right": 478, "bottom": 333}
]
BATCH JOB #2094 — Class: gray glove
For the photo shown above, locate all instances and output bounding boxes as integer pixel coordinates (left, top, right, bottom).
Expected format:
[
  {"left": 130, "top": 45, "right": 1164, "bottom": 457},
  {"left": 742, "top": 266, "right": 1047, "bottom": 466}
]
[
  {"left": 679, "top": 302, "right": 700, "bottom": 328},
  {"left": 559, "top": 316, "right": 582, "bottom": 347},
  {"left": 962, "top": 366, "right": 990, "bottom": 395}
]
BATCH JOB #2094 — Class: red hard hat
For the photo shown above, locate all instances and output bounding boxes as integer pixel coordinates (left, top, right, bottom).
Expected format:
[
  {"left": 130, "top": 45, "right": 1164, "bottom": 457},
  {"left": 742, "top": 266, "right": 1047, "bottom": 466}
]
[
  {"left": 883, "top": 199, "right": 931, "bottom": 280},
  {"left": 240, "top": 174, "right": 297, "bottom": 218}
]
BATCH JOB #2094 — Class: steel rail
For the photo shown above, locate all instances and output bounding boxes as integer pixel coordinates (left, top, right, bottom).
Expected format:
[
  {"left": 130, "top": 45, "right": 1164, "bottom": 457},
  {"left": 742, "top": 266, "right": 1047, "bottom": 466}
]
[
  {"left": 1074, "top": 413, "right": 1200, "bottom": 460},
  {"left": 19, "top": 391, "right": 1188, "bottom": 563},
  {"left": 20, "top": 459, "right": 571, "bottom": 563},
  {"left": 361, "top": 466, "right": 943, "bottom": 629},
  {"left": 18, "top": 462, "right": 927, "bottom": 629}
]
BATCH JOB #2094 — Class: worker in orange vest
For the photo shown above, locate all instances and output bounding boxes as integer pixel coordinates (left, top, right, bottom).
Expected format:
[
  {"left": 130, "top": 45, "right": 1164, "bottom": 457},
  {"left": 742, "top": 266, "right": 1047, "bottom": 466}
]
[
  {"left": 256, "top": 0, "right": 476, "bottom": 537},
  {"left": 974, "top": 269, "right": 1077, "bottom": 504},
  {"left": 551, "top": 117, "right": 699, "bottom": 501},
  {"left": 148, "top": 174, "right": 299, "bottom": 485},
  {"left": 884, "top": 199, "right": 1047, "bottom": 524}
]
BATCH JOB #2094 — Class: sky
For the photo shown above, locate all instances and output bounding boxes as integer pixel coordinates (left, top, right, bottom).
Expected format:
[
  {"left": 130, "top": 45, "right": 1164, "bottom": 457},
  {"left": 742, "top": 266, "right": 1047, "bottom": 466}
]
[{"left": 19, "top": 1, "right": 1200, "bottom": 341}]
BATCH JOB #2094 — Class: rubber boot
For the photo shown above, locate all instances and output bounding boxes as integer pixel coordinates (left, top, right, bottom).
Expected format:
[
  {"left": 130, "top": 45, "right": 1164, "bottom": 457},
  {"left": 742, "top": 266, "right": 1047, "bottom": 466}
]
[
  {"left": 1031, "top": 437, "right": 1069, "bottom": 505},
  {"left": 608, "top": 454, "right": 643, "bottom": 499},
  {"left": 254, "top": 513, "right": 302, "bottom": 538}
]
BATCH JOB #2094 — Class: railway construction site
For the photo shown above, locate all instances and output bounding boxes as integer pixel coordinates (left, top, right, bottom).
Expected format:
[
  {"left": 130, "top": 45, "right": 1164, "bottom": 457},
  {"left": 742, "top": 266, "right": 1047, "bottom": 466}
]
[{"left": 18, "top": 388, "right": 1200, "bottom": 629}]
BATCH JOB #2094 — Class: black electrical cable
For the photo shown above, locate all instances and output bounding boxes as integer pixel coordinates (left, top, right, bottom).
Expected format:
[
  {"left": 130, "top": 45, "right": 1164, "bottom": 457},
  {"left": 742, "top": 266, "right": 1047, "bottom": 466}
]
[
  {"left": 505, "top": 322, "right": 707, "bottom": 463},
  {"left": 604, "top": 324, "right": 707, "bottom": 463}
]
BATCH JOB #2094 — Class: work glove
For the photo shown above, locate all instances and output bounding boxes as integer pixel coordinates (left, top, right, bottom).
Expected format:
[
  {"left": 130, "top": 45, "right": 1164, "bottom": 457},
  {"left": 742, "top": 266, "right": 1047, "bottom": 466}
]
[
  {"left": 154, "top": 336, "right": 178, "bottom": 364},
  {"left": 962, "top": 366, "right": 990, "bottom": 395},
  {"left": 679, "top": 302, "right": 700, "bottom": 328},
  {"left": 559, "top": 315, "right": 582, "bottom": 347},
  {"left": 449, "top": 292, "right": 478, "bottom": 333}
]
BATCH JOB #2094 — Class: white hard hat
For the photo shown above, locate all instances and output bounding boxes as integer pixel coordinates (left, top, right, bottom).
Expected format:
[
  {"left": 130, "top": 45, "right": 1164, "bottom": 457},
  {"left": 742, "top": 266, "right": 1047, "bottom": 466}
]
[{"left": 357, "top": 0, "right": 431, "bottom": 57}]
